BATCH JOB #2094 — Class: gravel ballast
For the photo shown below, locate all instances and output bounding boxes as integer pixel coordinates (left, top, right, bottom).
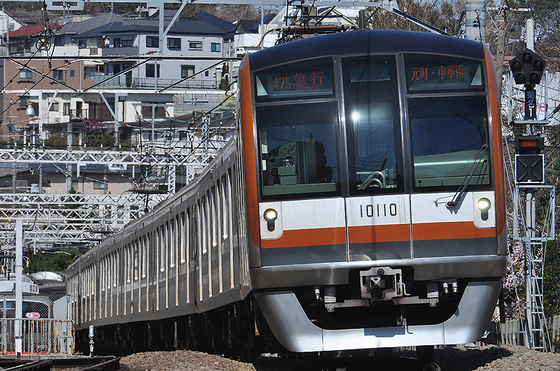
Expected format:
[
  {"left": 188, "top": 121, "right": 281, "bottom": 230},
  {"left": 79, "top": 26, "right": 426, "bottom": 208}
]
[{"left": 119, "top": 345, "right": 560, "bottom": 371}]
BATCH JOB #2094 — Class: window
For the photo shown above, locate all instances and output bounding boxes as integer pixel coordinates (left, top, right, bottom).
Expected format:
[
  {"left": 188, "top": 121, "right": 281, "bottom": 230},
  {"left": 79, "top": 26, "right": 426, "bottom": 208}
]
[
  {"left": 211, "top": 43, "right": 221, "bottom": 52},
  {"left": 146, "top": 64, "right": 160, "bottom": 78},
  {"left": 257, "top": 102, "right": 339, "bottom": 198},
  {"left": 49, "top": 101, "right": 59, "bottom": 112},
  {"left": 94, "top": 181, "right": 106, "bottom": 190},
  {"left": 121, "top": 39, "right": 133, "bottom": 47},
  {"left": 167, "top": 38, "right": 181, "bottom": 50},
  {"left": 78, "top": 40, "right": 87, "bottom": 49},
  {"left": 181, "top": 65, "right": 195, "bottom": 79},
  {"left": 409, "top": 96, "right": 490, "bottom": 189},
  {"left": 146, "top": 36, "right": 159, "bottom": 48},
  {"left": 189, "top": 41, "right": 203, "bottom": 50},
  {"left": 19, "top": 68, "right": 33, "bottom": 80},
  {"left": 53, "top": 70, "right": 64, "bottom": 80},
  {"left": 113, "top": 38, "right": 121, "bottom": 48},
  {"left": 54, "top": 35, "right": 64, "bottom": 46},
  {"left": 70, "top": 70, "right": 75, "bottom": 78},
  {"left": 256, "top": 58, "right": 339, "bottom": 199},
  {"left": 63, "top": 102, "right": 70, "bottom": 115},
  {"left": 404, "top": 54, "right": 490, "bottom": 190},
  {"left": 342, "top": 56, "right": 403, "bottom": 194}
]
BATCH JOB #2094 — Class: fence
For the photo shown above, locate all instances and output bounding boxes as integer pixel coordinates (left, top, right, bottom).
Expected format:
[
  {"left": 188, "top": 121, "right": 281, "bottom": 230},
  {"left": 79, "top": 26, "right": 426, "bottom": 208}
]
[
  {"left": 490, "top": 315, "right": 560, "bottom": 351},
  {"left": 0, "top": 319, "right": 74, "bottom": 356}
]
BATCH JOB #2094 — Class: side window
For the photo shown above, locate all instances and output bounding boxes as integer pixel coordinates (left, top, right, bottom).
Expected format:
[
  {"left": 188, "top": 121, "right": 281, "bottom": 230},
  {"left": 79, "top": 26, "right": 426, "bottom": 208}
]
[
  {"left": 146, "top": 36, "right": 159, "bottom": 48},
  {"left": 181, "top": 65, "right": 195, "bottom": 78},
  {"left": 167, "top": 37, "right": 181, "bottom": 50},
  {"left": 146, "top": 64, "right": 160, "bottom": 78},
  {"left": 19, "top": 68, "right": 33, "bottom": 80},
  {"left": 189, "top": 41, "right": 203, "bottom": 50}
]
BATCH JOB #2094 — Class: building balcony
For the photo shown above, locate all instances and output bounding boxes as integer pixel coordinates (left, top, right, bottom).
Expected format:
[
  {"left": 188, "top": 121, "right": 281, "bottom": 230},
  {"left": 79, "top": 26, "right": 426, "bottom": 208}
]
[
  {"left": 78, "top": 47, "right": 102, "bottom": 57},
  {"left": 89, "top": 75, "right": 218, "bottom": 90},
  {"left": 102, "top": 46, "right": 139, "bottom": 57}
]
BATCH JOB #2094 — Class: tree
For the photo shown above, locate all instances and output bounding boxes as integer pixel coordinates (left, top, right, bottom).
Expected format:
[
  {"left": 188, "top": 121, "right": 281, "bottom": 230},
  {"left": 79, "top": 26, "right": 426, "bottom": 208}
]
[
  {"left": 24, "top": 249, "right": 82, "bottom": 274},
  {"left": 365, "top": 0, "right": 464, "bottom": 34}
]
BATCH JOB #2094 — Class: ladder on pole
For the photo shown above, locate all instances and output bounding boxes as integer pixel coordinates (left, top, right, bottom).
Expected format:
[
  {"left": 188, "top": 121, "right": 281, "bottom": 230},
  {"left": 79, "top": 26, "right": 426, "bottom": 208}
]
[{"left": 526, "top": 238, "right": 550, "bottom": 351}]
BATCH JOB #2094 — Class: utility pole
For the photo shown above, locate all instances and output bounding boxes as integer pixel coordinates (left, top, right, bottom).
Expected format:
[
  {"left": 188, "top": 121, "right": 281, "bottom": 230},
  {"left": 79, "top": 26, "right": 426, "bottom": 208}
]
[
  {"left": 509, "top": 37, "right": 553, "bottom": 351},
  {"left": 465, "top": 0, "right": 486, "bottom": 42},
  {"left": 15, "top": 219, "right": 23, "bottom": 358}
]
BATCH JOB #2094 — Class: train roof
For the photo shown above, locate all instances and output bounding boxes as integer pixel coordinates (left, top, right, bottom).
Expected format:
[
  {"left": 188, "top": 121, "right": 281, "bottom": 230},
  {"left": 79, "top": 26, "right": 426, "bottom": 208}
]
[{"left": 247, "top": 29, "right": 486, "bottom": 70}]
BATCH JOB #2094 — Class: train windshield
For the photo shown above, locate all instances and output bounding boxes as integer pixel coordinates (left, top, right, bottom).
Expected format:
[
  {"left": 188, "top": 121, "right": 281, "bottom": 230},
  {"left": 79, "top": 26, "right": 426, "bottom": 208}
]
[
  {"left": 255, "top": 59, "right": 340, "bottom": 199},
  {"left": 405, "top": 54, "right": 490, "bottom": 189},
  {"left": 342, "top": 56, "right": 403, "bottom": 194},
  {"left": 408, "top": 97, "right": 490, "bottom": 189}
]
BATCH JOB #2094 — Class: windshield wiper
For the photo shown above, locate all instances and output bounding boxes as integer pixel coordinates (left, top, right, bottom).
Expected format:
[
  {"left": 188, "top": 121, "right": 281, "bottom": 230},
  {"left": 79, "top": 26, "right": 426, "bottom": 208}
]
[{"left": 446, "top": 144, "right": 489, "bottom": 208}]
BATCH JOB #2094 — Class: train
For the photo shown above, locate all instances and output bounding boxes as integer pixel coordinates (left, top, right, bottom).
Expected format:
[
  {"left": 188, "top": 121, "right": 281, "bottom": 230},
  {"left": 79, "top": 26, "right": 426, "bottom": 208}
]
[{"left": 67, "top": 29, "right": 507, "bottom": 359}]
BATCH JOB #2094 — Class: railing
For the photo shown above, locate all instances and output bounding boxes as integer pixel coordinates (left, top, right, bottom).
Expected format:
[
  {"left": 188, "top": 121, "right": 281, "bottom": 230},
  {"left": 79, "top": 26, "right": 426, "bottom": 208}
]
[
  {"left": 0, "top": 319, "right": 74, "bottom": 355},
  {"left": 89, "top": 74, "right": 218, "bottom": 90}
]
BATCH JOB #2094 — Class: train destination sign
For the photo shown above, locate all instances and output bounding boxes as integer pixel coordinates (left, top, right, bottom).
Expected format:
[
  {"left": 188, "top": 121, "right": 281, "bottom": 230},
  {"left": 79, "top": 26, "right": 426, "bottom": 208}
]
[
  {"left": 405, "top": 55, "right": 484, "bottom": 92},
  {"left": 255, "top": 60, "right": 334, "bottom": 101}
]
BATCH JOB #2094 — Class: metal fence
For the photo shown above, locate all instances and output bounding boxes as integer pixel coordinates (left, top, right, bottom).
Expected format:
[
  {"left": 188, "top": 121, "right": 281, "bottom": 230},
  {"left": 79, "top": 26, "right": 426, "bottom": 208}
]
[{"left": 0, "top": 319, "right": 74, "bottom": 356}]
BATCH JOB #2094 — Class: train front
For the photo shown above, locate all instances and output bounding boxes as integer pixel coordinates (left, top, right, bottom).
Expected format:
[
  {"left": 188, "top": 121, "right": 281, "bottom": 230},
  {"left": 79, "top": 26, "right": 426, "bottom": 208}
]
[{"left": 239, "top": 30, "right": 507, "bottom": 353}]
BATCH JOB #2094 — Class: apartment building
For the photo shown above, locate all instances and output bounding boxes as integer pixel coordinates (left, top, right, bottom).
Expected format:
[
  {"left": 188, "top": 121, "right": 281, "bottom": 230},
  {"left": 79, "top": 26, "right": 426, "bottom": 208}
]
[{"left": 0, "top": 12, "right": 234, "bottom": 147}]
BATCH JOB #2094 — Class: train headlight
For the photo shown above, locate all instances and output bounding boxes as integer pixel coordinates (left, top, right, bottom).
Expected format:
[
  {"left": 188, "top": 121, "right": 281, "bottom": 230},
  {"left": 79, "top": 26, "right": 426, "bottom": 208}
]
[
  {"left": 264, "top": 208, "right": 278, "bottom": 231},
  {"left": 477, "top": 198, "right": 491, "bottom": 221}
]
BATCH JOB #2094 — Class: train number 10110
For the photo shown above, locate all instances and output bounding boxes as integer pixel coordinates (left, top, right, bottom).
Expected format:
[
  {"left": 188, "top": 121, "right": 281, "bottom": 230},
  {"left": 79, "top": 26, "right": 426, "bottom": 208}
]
[{"left": 359, "top": 203, "right": 398, "bottom": 218}]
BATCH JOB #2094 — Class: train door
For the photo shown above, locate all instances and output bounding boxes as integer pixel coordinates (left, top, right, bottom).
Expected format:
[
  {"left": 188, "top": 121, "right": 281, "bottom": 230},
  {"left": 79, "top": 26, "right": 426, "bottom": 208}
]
[{"left": 341, "top": 55, "right": 411, "bottom": 262}]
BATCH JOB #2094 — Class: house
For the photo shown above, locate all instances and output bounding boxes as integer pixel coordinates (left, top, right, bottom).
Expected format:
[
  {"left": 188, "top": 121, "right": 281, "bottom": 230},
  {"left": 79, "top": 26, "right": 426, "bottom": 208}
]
[
  {"left": 6, "top": 23, "right": 59, "bottom": 56},
  {"left": 0, "top": 9, "right": 26, "bottom": 52},
  {"left": 0, "top": 11, "right": 235, "bottom": 145},
  {"left": 73, "top": 18, "right": 229, "bottom": 90},
  {"left": 53, "top": 13, "right": 127, "bottom": 57},
  {"left": 232, "top": 13, "right": 278, "bottom": 57}
]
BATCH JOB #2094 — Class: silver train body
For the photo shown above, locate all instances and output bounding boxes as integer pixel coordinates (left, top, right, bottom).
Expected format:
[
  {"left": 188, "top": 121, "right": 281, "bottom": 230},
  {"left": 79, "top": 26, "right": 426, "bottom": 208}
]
[{"left": 67, "top": 30, "right": 507, "bottom": 354}]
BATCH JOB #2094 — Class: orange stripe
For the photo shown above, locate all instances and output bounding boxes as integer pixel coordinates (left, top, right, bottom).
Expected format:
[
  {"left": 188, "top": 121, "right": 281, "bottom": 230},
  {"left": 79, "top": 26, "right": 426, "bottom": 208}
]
[
  {"left": 484, "top": 45, "right": 506, "bottom": 234},
  {"left": 348, "top": 224, "right": 410, "bottom": 244},
  {"left": 261, "top": 227, "right": 346, "bottom": 249},
  {"left": 239, "top": 56, "right": 260, "bottom": 248},
  {"left": 413, "top": 221, "right": 496, "bottom": 241}
]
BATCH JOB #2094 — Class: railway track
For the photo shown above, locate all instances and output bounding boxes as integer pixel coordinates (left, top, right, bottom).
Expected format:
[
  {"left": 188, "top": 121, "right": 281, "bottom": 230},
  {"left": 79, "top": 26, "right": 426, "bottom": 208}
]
[{"left": 0, "top": 356, "right": 124, "bottom": 371}]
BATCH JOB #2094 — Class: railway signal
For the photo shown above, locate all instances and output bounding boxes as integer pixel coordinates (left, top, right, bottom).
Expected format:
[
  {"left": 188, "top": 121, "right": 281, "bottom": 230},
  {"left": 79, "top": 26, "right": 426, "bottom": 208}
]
[
  {"left": 515, "top": 136, "right": 544, "bottom": 184},
  {"left": 509, "top": 49, "right": 546, "bottom": 86}
]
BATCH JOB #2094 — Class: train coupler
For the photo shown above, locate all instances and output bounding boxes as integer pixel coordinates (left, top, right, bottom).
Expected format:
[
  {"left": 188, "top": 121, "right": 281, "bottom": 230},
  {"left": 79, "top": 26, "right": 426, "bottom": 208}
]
[{"left": 359, "top": 266, "right": 407, "bottom": 301}]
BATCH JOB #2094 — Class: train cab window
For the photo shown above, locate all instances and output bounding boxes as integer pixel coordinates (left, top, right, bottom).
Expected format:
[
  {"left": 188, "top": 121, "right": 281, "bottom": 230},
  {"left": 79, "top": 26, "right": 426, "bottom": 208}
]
[
  {"left": 405, "top": 54, "right": 490, "bottom": 190},
  {"left": 342, "top": 56, "right": 403, "bottom": 194},
  {"left": 257, "top": 103, "right": 339, "bottom": 198},
  {"left": 409, "top": 96, "right": 490, "bottom": 188},
  {"left": 255, "top": 58, "right": 340, "bottom": 199}
]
